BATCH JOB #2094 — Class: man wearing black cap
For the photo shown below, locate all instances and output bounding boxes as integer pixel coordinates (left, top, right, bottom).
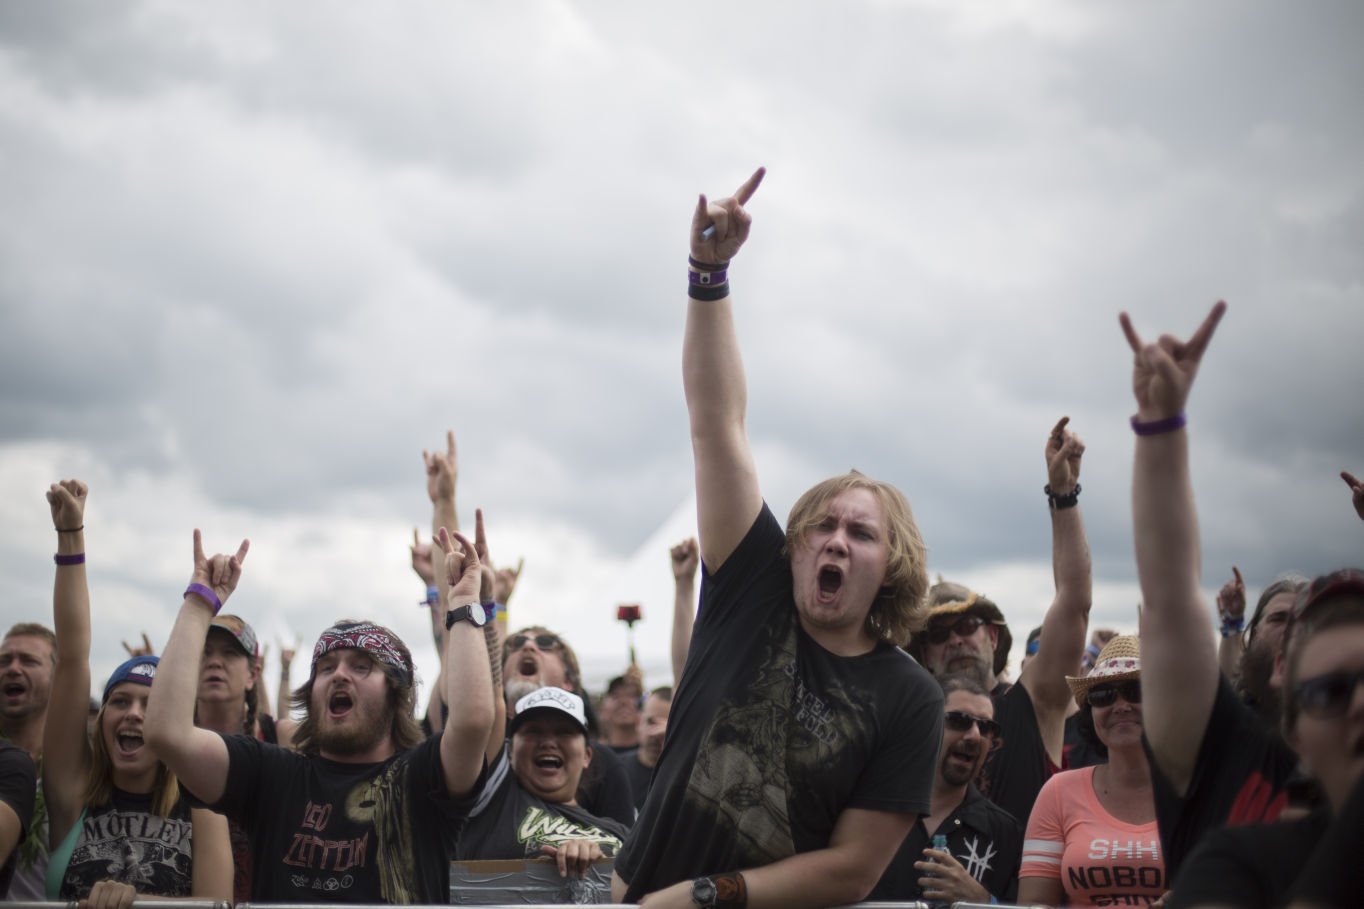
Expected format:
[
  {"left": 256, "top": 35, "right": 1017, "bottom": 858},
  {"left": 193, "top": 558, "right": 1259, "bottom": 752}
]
[
  {"left": 907, "top": 417, "right": 1093, "bottom": 827},
  {"left": 148, "top": 525, "right": 495, "bottom": 903}
]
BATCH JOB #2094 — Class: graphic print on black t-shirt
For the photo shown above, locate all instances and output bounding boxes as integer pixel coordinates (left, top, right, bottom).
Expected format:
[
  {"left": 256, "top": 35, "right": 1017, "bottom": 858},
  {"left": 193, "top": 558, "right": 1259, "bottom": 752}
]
[
  {"left": 460, "top": 749, "right": 627, "bottom": 862},
  {"left": 60, "top": 791, "right": 193, "bottom": 900},
  {"left": 618, "top": 505, "right": 944, "bottom": 901},
  {"left": 204, "top": 732, "right": 471, "bottom": 903}
]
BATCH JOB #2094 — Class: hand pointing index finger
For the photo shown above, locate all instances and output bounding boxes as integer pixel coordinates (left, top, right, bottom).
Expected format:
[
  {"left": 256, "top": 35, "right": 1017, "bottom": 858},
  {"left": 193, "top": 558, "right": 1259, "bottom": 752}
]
[
  {"left": 1050, "top": 416, "right": 1070, "bottom": 440},
  {"left": 733, "top": 166, "right": 766, "bottom": 205},
  {"left": 193, "top": 528, "right": 206, "bottom": 566},
  {"left": 1118, "top": 312, "right": 1143, "bottom": 354}
]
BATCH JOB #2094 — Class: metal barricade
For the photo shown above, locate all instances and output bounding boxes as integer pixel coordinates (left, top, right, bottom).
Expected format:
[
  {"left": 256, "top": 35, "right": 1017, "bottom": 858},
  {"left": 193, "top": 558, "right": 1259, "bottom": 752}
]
[{"left": 7, "top": 903, "right": 230, "bottom": 909}]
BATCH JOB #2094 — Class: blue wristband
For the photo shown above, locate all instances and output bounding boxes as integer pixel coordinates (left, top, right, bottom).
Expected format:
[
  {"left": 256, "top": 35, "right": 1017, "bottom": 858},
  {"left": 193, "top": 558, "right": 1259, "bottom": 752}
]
[{"left": 419, "top": 585, "right": 439, "bottom": 607}]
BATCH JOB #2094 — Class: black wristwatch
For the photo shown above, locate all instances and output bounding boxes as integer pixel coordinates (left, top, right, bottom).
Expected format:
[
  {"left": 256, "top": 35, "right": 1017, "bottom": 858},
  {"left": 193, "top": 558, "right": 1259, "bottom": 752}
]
[
  {"left": 445, "top": 603, "right": 488, "bottom": 630},
  {"left": 691, "top": 877, "right": 717, "bottom": 908}
]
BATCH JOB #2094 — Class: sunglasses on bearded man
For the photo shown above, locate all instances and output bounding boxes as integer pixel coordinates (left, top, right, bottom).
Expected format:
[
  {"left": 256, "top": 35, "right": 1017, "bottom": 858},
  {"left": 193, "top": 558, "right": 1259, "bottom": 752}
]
[{"left": 925, "top": 615, "right": 986, "bottom": 645}]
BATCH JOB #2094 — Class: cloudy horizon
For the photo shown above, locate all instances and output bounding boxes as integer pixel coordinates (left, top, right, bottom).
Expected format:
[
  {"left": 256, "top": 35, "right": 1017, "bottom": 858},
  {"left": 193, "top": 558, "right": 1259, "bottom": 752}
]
[{"left": 2, "top": 0, "right": 1361, "bottom": 705}]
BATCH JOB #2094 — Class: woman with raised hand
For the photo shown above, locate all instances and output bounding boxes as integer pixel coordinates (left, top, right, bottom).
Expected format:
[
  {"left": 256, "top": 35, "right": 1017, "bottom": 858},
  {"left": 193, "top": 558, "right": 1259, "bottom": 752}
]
[{"left": 41, "top": 479, "right": 232, "bottom": 909}]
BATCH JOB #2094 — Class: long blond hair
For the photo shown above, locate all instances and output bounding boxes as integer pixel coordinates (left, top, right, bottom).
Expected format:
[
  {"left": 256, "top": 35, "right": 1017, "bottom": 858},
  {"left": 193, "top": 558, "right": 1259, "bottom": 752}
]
[
  {"left": 785, "top": 471, "right": 930, "bottom": 646},
  {"left": 84, "top": 699, "right": 181, "bottom": 817}
]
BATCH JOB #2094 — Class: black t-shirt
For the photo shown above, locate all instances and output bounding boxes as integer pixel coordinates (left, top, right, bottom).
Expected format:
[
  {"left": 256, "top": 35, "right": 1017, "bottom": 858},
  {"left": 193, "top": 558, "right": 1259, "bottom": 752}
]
[
  {"left": 0, "top": 744, "right": 36, "bottom": 898},
  {"left": 1168, "top": 810, "right": 1328, "bottom": 909},
  {"left": 574, "top": 740, "right": 635, "bottom": 828},
  {"left": 616, "top": 504, "right": 944, "bottom": 901},
  {"left": 198, "top": 732, "right": 480, "bottom": 903},
  {"left": 980, "top": 681, "right": 1054, "bottom": 825},
  {"left": 619, "top": 748, "right": 653, "bottom": 814},
  {"left": 870, "top": 785, "right": 1023, "bottom": 902},
  {"left": 457, "top": 747, "right": 629, "bottom": 861},
  {"left": 1146, "top": 674, "right": 1298, "bottom": 883},
  {"left": 58, "top": 788, "right": 194, "bottom": 900}
]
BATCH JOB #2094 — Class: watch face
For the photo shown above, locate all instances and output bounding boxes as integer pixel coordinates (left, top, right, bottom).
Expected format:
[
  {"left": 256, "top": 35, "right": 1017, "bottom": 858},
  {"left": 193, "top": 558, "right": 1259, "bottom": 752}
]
[
  {"left": 691, "top": 878, "right": 717, "bottom": 908},
  {"left": 446, "top": 604, "right": 487, "bottom": 629}
]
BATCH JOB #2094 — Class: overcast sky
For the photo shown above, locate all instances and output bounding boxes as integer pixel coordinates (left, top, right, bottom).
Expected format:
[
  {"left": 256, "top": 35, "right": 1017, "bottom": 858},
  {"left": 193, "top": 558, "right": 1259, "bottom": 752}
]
[{"left": 2, "top": 0, "right": 1361, "bottom": 706}]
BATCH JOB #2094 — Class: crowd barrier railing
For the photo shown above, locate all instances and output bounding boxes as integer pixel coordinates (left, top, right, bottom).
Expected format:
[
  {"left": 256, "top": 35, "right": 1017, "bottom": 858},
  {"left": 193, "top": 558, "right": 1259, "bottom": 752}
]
[{"left": 5, "top": 895, "right": 1042, "bottom": 900}]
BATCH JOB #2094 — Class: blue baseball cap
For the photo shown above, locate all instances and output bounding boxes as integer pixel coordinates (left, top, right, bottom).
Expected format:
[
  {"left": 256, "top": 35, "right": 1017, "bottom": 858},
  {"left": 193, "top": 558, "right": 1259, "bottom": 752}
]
[{"left": 102, "top": 654, "right": 159, "bottom": 703}]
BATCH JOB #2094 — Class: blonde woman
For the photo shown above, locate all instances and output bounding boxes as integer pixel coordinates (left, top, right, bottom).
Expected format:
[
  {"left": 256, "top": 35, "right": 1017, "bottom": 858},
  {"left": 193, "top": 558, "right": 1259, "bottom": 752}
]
[{"left": 42, "top": 479, "right": 231, "bottom": 908}]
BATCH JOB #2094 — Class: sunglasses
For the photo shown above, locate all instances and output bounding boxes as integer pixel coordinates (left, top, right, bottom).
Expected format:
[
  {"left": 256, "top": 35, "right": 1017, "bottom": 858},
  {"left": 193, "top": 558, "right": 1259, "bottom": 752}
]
[
  {"left": 1295, "top": 667, "right": 1364, "bottom": 719},
  {"left": 507, "top": 633, "right": 562, "bottom": 652},
  {"left": 943, "top": 710, "right": 1001, "bottom": 741},
  {"left": 925, "top": 615, "right": 985, "bottom": 645},
  {"left": 1086, "top": 680, "right": 1142, "bottom": 708}
]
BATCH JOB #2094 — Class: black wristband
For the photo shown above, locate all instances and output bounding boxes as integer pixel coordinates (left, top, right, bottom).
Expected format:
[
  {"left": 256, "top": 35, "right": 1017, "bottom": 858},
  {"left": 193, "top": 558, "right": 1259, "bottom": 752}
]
[
  {"left": 56, "top": 525, "right": 84, "bottom": 533},
  {"left": 689, "top": 254, "right": 729, "bottom": 271},
  {"left": 1044, "top": 482, "right": 1081, "bottom": 510},
  {"left": 688, "top": 281, "right": 730, "bottom": 302}
]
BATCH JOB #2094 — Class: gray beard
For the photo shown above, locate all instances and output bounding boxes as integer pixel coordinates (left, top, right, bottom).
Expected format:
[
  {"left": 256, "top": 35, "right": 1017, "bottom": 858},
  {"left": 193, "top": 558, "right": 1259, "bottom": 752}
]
[
  {"left": 938, "top": 658, "right": 995, "bottom": 693},
  {"left": 504, "top": 678, "right": 540, "bottom": 706}
]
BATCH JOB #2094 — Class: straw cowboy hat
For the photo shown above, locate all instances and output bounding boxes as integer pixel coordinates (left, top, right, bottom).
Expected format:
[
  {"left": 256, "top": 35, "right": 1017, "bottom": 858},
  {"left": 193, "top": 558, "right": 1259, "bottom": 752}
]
[
  {"left": 907, "top": 580, "right": 1013, "bottom": 677},
  {"left": 1065, "top": 635, "right": 1141, "bottom": 708}
]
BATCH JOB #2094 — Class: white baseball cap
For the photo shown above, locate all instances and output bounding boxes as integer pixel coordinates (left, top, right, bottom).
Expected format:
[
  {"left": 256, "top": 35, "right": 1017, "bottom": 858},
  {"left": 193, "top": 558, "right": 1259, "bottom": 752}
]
[{"left": 509, "top": 687, "right": 589, "bottom": 736}]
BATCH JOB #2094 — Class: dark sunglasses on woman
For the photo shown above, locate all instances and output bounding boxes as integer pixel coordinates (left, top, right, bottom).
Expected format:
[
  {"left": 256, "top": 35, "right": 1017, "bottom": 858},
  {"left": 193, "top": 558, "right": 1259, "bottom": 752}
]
[{"left": 1086, "top": 680, "right": 1142, "bottom": 708}]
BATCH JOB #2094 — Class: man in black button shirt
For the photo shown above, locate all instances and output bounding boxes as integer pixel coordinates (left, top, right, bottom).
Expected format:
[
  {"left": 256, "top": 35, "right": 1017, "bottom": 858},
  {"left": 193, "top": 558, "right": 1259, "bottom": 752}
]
[{"left": 871, "top": 674, "right": 1022, "bottom": 904}]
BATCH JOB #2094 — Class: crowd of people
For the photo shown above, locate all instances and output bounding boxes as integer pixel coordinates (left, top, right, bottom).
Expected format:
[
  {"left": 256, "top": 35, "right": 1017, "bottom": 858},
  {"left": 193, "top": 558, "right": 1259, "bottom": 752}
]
[{"left": 2, "top": 168, "right": 1362, "bottom": 909}]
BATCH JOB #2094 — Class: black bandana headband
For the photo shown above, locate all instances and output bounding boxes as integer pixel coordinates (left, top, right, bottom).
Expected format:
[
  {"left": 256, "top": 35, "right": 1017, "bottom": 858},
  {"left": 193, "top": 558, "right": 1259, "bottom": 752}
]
[{"left": 311, "top": 621, "right": 412, "bottom": 684}]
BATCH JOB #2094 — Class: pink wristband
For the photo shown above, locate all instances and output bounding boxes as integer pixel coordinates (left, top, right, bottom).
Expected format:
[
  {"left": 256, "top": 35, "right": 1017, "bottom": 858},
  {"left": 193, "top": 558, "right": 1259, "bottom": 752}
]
[{"left": 184, "top": 582, "right": 223, "bottom": 615}]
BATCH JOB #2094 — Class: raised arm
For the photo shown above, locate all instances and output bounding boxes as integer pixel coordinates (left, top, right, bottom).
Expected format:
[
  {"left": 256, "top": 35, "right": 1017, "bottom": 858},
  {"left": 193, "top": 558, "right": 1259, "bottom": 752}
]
[
  {"left": 472, "top": 509, "right": 507, "bottom": 766},
  {"left": 275, "top": 641, "right": 296, "bottom": 722},
  {"left": 41, "top": 479, "right": 93, "bottom": 846},
  {"left": 1018, "top": 417, "right": 1093, "bottom": 765},
  {"left": 1215, "top": 566, "right": 1247, "bottom": 680},
  {"left": 144, "top": 530, "right": 249, "bottom": 806},
  {"left": 669, "top": 537, "right": 699, "bottom": 685},
  {"left": 435, "top": 526, "right": 496, "bottom": 798},
  {"left": 1121, "top": 301, "right": 1227, "bottom": 795},
  {"left": 684, "top": 167, "right": 766, "bottom": 570}
]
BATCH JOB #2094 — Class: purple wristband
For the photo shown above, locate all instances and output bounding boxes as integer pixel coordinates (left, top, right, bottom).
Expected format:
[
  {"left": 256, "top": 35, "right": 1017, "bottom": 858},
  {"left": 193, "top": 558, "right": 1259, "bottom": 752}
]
[
  {"left": 184, "top": 582, "right": 223, "bottom": 615},
  {"left": 54, "top": 552, "right": 86, "bottom": 566},
  {"left": 688, "top": 268, "right": 728, "bottom": 286},
  {"left": 1131, "top": 412, "right": 1187, "bottom": 436}
]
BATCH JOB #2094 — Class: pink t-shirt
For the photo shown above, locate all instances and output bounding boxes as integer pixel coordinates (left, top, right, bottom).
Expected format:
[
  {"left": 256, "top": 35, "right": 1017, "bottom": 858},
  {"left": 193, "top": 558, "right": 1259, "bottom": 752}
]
[{"left": 1020, "top": 765, "right": 1166, "bottom": 907}]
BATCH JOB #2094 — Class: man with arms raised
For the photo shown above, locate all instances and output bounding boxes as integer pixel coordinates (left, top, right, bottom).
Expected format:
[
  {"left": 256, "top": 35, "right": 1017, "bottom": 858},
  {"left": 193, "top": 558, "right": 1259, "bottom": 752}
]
[
  {"left": 147, "top": 526, "right": 495, "bottom": 903},
  {"left": 613, "top": 168, "right": 944, "bottom": 909},
  {"left": 907, "top": 417, "right": 1091, "bottom": 826}
]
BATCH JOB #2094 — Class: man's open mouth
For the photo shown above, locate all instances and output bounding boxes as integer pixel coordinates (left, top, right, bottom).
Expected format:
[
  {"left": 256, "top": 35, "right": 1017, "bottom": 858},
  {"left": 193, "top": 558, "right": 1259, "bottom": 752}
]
[
  {"left": 818, "top": 567, "right": 844, "bottom": 599},
  {"left": 1, "top": 682, "right": 25, "bottom": 697},
  {"left": 328, "top": 690, "right": 354, "bottom": 718},
  {"left": 517, "top": 656, "right": 539, "bottom": 677}
]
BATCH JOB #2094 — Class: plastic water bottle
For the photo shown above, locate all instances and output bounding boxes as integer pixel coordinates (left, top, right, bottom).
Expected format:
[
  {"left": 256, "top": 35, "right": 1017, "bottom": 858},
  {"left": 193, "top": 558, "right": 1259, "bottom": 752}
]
[{"left": 928, "top": 834, "right": 950, "bottom": 908}]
